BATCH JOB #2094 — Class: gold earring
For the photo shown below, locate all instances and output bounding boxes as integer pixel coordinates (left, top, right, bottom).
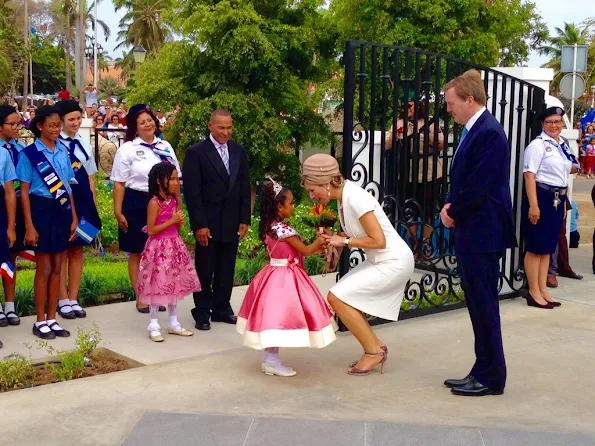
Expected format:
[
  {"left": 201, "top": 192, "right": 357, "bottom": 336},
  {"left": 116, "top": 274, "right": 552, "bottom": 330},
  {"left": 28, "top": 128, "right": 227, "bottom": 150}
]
[{"left": 327, "top": 186, "right": 331, "bottom": 197}]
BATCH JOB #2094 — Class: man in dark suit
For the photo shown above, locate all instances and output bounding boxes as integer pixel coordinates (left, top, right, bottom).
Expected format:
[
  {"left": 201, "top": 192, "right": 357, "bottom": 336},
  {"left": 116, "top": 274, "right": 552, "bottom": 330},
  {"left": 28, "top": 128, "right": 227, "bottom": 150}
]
[
  {"left": 183, "top": 110, "right": 251, "bottom": 330},
  {"left": 440, "top": 70, "right": 517, "bottom": 397}
]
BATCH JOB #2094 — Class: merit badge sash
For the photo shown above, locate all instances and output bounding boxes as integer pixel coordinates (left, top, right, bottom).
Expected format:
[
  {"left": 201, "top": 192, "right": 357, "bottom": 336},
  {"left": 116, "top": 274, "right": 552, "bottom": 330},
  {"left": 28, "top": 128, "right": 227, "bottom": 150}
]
[{"left": 23, "top": 144, "right": 70, "bottom": 209}]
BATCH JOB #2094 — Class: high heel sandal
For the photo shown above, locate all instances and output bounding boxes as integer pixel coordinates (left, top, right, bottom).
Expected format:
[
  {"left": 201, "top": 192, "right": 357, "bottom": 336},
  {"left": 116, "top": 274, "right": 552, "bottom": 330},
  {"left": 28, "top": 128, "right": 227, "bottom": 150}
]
[
  {"left": 347, "top": 350, "right": 387, "bottom": 376},
  {"left": 349, "top": 345, "right": 387, "bottom": 368}
]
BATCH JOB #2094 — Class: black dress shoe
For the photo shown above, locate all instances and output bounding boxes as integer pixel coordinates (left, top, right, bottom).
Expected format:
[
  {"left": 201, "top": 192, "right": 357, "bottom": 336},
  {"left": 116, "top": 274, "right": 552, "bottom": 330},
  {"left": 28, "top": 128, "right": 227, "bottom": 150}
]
[
  {"left": 559, "top": 272, "right": 583, "bottom": 280},
  {"left": 548, "top": 301, "right": 562, "bottom": 307},
  {"left": 0, "top": 339, "right": 3, "bottom": 349},
  {"left": 444, "top": 374, "right": 474, "bottom": 389},
  {"left": 58, "top": 305, "right": 76, "bottom": 319},
  {"left": 33, "top": 323, "right": 56, "bottom": 340},
  {"left": 158, "top": 306, "right": 166, "bottom": 312},
  {"left": 211, "top": 314, "right": 237, "bottom": 324},
  {"left": 136, "top": 305, "right": 150, "bottom": 314},
  {"left": 451, "top": 377, "right": 503, "bottom": 396},
  {"left": 195, "top": 322, "right": 211, "bottom": 331}
]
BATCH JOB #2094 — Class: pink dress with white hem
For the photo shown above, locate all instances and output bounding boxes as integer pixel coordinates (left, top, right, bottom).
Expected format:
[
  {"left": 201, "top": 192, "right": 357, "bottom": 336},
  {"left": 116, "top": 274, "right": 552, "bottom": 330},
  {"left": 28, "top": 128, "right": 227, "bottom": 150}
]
[
  {"left": 137, "top": 197, "right": 201, "bottom": 305},
  {"left": 236, "top": 221, "right": 337, "bottom": 350}
]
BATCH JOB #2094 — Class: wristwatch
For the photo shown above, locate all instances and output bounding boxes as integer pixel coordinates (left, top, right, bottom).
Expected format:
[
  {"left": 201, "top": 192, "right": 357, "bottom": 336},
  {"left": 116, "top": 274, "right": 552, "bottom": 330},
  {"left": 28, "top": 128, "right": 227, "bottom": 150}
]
[{"left": 344, "top": 237, "right": 351, "bottom": 246}]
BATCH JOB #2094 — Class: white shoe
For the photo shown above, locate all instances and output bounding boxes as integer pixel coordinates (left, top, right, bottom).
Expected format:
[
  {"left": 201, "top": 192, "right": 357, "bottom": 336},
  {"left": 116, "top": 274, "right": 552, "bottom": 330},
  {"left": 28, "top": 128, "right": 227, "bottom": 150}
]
[{"left": 261, "top": 362, "right": 297, "bottom": 377}]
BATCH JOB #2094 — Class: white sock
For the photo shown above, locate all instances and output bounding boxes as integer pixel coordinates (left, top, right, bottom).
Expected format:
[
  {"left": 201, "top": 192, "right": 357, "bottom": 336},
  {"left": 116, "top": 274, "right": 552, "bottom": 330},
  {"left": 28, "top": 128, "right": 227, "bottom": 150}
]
[
  {"left": 58, "top": 299, "right": 72, "bottom": 311},
  {"left": 148, "top": 318, "right": 160, "bottom": 333},
  {"left": 168, "top": 315, "right": 179, "bottom": 327},
  {"left": 70, "top": 300, "right": 83, "bottom": 311},
  {"left": 0, "top": 303, "right": 5, "bottom": 320},
  {"left": 4, "top": 301, "right": 15, "bottom": 315},
  {"left": 35, "top": 321, "right": 51, "bottom": 334}
]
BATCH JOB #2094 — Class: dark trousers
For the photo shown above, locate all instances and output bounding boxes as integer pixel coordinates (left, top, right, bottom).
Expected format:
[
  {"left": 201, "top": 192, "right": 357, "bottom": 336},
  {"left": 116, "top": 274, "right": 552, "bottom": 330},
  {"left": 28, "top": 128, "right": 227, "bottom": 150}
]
[
  {"left": 458, "top": 252, "right": 506, "bottom": 392},
  {"left": 192, "top": 241, "right": 238, "bottom": 323}
]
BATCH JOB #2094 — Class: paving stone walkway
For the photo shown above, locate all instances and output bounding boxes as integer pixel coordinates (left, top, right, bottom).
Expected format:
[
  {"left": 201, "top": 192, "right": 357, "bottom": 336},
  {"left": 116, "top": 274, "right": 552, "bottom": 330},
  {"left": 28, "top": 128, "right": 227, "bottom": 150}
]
[{"left": 123, "top": 413, "right": 595, "bottom": 446}]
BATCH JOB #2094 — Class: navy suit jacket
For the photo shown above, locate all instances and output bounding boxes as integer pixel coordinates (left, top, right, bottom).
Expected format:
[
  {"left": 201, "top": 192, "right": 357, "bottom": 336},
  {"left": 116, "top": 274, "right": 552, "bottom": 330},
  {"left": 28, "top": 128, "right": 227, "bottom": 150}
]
[{"left": 447, "top": 110, "right": 517, "bottom": 254}]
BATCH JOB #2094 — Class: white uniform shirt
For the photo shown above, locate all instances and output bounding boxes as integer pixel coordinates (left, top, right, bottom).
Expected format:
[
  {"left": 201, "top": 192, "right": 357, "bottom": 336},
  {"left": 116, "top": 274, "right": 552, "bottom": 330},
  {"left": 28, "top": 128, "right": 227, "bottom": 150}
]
[
  {"left": 523, "top": 131, "right": 572, "bottom": 187},
  {"left": 110, "top": 136, "right": 181, "bottom": 192},
  {"left": 60, "top": 131, "right": 98, "bottom": 176}
]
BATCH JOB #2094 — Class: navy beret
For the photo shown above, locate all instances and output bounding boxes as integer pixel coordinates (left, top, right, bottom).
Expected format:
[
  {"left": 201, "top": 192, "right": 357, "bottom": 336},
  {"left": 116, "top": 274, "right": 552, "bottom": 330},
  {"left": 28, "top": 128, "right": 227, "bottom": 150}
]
[{"left": 539, "top": 106, "right": 565, "bottom": 122}]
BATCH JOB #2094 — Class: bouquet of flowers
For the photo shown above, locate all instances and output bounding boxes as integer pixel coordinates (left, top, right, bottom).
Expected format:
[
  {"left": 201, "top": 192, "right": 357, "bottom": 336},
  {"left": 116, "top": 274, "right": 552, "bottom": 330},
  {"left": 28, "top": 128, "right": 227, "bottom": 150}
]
[
  {"left": 302, "top": 203, "right": 337, "bottom": 230},
  {"left": 302, "top": 204, "right": 341, "bottom": 274}
]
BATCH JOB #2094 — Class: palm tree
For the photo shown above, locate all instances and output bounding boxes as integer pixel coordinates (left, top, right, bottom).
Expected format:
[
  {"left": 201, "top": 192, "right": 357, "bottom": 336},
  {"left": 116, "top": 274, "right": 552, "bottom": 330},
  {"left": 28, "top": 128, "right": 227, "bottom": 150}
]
[
  {"left": 98, "top": 76, "right": 123, "bottom": 99},
  {"left": 537, "top": 22, "right": 592, "bottom": 91},
  {"left": 114, "top": 0, "right": 172, "bottom": 54}
]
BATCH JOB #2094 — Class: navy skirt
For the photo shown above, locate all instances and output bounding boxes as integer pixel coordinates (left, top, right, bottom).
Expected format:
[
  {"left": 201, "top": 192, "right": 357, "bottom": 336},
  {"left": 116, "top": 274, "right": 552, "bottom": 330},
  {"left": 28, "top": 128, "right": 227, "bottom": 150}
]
[
  {"left": 118, "top": 188, "right": 149, "bottom": 254},
  {"left": 522, "top": 186, "right": 566, "bottom": 255},
  {"left": 30, "top": 194, "right": 73, "bottom": 254}
]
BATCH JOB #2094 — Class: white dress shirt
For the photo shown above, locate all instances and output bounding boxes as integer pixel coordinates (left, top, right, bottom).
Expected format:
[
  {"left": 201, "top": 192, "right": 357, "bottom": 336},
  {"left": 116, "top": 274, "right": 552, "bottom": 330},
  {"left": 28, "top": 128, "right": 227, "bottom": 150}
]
[
  {"left": 523, "top": 131, "right": 572, "bottom": 187},
  {"left": 110, "top": 136, "right": 181, "bottom": 192},
  {"left": 59, "top": 131, "right": 98, "bottom": 176}
]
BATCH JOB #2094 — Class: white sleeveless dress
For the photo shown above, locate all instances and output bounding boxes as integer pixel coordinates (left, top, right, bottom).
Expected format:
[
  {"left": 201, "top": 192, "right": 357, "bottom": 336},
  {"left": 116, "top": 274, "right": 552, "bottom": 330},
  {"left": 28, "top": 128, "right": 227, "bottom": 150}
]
[{"left": 330, "top": 181, "right": 414, "bottom": 321}]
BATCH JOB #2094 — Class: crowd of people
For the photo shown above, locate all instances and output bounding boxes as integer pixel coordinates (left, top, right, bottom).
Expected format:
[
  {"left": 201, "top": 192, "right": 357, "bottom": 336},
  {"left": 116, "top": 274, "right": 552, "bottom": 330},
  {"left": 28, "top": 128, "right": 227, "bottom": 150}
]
[
  {"left": 0, "top": 70, "right": 593, "bottom": 398},
  {"left": 579, "top": 122, "right": 595, "bottom": 178}
]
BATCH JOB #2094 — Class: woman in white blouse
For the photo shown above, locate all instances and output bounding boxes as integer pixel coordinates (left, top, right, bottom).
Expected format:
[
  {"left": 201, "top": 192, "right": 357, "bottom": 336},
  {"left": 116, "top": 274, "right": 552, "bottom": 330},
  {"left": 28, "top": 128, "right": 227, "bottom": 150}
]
[
  {"left": 302, "top": 154, "right": 414, "bottom": 376},
  {"left": 110, "top": 104, "right": 182, "bottom": 313}
]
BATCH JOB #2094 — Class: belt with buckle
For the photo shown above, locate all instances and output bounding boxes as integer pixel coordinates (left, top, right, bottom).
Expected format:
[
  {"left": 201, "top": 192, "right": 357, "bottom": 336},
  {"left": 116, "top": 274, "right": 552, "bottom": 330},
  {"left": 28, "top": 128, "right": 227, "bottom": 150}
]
[{"left": 537, "top": 183, "right": 567, "bottom": 195}]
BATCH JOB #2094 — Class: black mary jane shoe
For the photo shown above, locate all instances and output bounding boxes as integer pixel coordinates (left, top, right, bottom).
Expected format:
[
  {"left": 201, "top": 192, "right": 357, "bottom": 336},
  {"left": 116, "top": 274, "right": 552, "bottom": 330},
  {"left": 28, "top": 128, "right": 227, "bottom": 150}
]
[
  {"left": 33, "top": 323, "right": 57, "bottom": 340},
  {"left": 58, "top": 305, "right": 76, "bottom": 319},
  {"left": 0, "top": 312, "right": 7, "bottom": 328},
  {"left": 0, "top": 339, "right": 3, "bottom": 349},
  {"left": 451, "top": 377, "right": 504, "bottom": 397},
  {"left": 5, "top": 311, "right": 21, "bottom": 326},
  {"left": 48, "top": 321, "right": 71, "bottom": 338},
  {"left": 71, "top": 306, "right": 87, "bottom": 318},
  {"left": 526, "top": 293, "right": 554, "bottom": 309}
]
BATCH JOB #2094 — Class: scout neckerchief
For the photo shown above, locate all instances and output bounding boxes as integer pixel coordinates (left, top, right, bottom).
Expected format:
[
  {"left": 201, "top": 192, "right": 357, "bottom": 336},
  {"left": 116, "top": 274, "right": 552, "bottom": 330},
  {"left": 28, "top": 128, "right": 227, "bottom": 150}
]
[
  {"left": 139, "top": 139, "right": 174, "bottom": 163},
  {"left": 59, "top": 135, "right": 89, "bottom": 173},
  {"left": 0, "top": 139, "right": 20, "bottom": 196},
  {"left": 537, "top": 134, "right": 580, "bottom": 166},
  {"left": 22, "top": 142, "right": 70, "bottom": 209}
]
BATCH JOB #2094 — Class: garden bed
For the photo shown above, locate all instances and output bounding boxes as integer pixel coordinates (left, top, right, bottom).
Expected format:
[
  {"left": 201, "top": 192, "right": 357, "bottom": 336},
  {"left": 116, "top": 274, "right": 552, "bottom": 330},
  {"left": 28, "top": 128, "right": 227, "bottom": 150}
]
[{"left": 31, "top": 348, "right": 142, "bottom": 389}]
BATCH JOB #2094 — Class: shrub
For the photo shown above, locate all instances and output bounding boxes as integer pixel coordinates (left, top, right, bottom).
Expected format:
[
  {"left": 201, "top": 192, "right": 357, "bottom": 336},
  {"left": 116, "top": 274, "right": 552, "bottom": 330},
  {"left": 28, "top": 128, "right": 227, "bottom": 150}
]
[
  {"left": 0, "top": 353, "right": 35, "bottom": 392},
  {"left": 37, "top": 324, "right": 102, "bottom": 382},
  {"left": 78, "top": 274, "right": 107, "bottom": 307},
  {"left": 234, "top": 249, "right": 268, "bottom": 285}
]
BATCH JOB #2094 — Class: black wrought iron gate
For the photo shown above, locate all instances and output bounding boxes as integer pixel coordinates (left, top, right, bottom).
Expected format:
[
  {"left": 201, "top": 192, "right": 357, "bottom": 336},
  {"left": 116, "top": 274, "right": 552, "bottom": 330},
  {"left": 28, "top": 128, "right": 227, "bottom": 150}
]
[{"left": 339, "top": 40, "right": 545, "bottom": 321}]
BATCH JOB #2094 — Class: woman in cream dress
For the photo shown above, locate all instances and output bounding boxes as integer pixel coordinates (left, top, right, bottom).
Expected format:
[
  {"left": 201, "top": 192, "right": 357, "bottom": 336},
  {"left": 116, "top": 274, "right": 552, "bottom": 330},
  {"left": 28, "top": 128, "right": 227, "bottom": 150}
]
[{"left": 302, "top": 154, "right": 414, "bottom": 376}]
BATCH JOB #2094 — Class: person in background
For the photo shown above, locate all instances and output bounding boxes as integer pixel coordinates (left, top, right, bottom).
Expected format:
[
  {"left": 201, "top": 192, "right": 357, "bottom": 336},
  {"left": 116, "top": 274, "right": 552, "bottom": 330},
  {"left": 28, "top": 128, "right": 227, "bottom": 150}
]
[
  {"left": 592, "top": 184, "right": 595, "bottom": 274},
  {"left": 84, "top": 84, "right": 99, "bottom": 117},
  {"left": 56, "top": 100, "right": 101, "bottom": 319},
  {"left": 569, "top": 199, "right": 579, "bottom": 248},
  {"left": 546, "top": 200, "right": 583, "bottom": 288}
]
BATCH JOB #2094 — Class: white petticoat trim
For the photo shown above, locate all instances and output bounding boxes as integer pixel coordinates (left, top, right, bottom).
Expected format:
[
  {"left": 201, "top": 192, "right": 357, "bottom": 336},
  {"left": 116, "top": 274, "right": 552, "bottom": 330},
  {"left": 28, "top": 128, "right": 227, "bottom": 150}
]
[{"left": 236, "top": 317, "right": 338, "bottom": 350}]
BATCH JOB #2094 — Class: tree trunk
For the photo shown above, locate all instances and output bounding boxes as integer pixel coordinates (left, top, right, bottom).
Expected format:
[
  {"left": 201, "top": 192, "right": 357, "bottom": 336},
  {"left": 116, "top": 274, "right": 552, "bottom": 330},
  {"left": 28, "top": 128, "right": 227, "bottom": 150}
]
[
  {"left": 21, "top": 0, "right": 28, "bottom": 111},
  {"left": 64, "top": 0, "right": 72, "bottom": 90}
]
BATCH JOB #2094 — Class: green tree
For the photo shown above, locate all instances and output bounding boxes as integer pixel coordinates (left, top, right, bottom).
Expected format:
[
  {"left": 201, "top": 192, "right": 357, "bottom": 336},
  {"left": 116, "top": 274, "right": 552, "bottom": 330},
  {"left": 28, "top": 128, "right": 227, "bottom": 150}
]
[
  {"left": 31, "top": 40, "right": 68, "bottom": 94},
  {"left": 114, "top": 0, "right": 172, "bottom": 53},
  {"left": 98, "top": 76, "right": 125, "bottom": 99},
  {"left": 538, "top": 22, "right": 593, "bottom": 92},
  {"left": 330, "top": 0, "right": 547, "bottom": 66},
  {"left": 127, "top": 0, "right": 336, "bottom": 191}
]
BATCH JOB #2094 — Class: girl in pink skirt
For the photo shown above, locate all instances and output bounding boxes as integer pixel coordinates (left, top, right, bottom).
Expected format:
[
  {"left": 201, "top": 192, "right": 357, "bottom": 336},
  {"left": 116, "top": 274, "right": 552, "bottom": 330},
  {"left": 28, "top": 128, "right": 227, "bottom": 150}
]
[
  {"left": 237, "top": 179, "right": 337, "bottom": 377},
  {"left": 137, "top": 162, "right": 201, "bottom": 342}
]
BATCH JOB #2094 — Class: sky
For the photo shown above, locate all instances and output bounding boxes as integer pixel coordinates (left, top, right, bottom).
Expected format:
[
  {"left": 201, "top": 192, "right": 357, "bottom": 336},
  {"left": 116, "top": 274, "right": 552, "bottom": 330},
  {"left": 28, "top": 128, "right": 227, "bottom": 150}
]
[{"left": 98, "top": 0, "right": 587, "bottom": 67}]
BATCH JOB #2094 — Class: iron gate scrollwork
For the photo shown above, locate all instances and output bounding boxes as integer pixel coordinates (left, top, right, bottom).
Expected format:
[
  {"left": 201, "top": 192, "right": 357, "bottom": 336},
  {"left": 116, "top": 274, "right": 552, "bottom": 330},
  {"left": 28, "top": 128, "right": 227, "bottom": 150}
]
[{"left": 339, "top": 40, "right": 545, "bottom": 323}]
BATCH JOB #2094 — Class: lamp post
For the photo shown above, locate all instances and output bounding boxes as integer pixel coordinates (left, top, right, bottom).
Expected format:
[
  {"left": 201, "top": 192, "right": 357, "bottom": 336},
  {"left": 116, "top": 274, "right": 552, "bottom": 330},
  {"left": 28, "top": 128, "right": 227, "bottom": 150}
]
[
  {"left": 85, "top": 40, "right": 103, "bottom": 85},
  {"left": 132, "top": 46, "right": 147, "bottom": 64}
]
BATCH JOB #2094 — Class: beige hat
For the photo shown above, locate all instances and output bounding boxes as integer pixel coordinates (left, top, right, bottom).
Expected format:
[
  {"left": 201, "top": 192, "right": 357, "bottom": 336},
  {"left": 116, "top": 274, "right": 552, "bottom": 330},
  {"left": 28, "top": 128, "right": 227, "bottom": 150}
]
[{"left": 301, "top": 154, "right": 341, "bottom": 185}]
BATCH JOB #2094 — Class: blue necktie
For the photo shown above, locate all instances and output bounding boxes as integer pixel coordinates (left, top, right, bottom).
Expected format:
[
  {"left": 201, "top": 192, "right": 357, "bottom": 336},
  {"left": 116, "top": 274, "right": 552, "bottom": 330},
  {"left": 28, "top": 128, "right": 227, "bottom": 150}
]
[
  {"left": 460, "top": 127, "right": 469, "bottom": 144},
  {"left": 140, "top": 142, "right": 172, "bottom": 163},
  {"left": 4, "top": 142, "right": 19, "bottom": 167},
  {"left": 60, "top": 136, "right": 89, "bottom": 161}
]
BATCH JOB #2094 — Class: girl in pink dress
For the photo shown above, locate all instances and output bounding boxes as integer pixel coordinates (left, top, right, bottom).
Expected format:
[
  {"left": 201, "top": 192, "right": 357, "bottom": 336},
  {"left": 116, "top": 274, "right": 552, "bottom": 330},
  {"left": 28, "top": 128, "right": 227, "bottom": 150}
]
[
  {"left": 237, "top": 179, "right": 337, "bottom": 377},
  {"left": 137, "top": 162, "right": 201, "bottom": 342}
]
